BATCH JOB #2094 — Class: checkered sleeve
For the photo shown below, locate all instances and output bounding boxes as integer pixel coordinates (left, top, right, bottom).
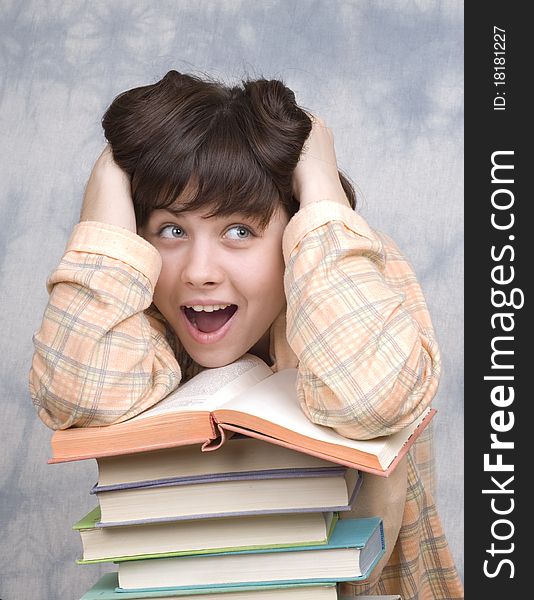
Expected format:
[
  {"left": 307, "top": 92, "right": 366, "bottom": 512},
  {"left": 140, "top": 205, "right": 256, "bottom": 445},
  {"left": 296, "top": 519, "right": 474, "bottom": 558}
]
[
  {"left": 283, "top": 200, "right": 441, "bottom": 440},
  {"left": 29, "top": 221, "right": 182, "bottom": 430}
]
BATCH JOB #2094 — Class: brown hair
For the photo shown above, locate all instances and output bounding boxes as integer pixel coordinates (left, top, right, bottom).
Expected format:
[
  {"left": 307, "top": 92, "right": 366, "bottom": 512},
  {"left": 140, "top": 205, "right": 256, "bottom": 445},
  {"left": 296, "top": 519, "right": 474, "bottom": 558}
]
[{"left": 102, "top": 70, "right": 356, "bottom": 229}]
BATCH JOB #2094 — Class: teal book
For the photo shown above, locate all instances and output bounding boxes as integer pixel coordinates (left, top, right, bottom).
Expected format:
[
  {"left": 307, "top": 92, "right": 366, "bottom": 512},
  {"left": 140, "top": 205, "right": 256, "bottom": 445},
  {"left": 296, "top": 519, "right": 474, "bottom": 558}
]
[
  {"left": 80, "top": 572, "right": 337, "bottom": 599},
  {"left": 116, "top": 517, "right": 384, "bottom": 591}
]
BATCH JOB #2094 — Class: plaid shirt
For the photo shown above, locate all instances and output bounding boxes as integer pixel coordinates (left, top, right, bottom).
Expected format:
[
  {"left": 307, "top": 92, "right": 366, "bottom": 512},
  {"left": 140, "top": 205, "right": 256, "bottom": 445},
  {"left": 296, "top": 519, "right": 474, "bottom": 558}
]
[{"left": 30, "top": 201, "right": 463, "bottom": 599}]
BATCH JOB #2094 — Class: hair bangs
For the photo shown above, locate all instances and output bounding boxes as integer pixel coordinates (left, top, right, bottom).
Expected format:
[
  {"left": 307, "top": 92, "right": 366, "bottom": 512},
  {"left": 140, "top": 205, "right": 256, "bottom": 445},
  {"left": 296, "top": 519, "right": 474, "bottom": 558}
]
[
  {"left": 140, "top": 110, "right": 284, "bottom": 229},
  {"left": 187, "top": 120, "right": 283, "bottom": 228}
]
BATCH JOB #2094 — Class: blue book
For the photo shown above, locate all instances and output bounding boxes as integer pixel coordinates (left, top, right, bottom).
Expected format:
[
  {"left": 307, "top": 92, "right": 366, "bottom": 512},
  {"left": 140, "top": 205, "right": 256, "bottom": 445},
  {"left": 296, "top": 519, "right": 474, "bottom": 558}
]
[
  {"left": 116, "top": 517, "right": 384, "bottom": 592},
  {"left": 94, "top": 468, "right": 362, "bottom": 526},
  {"left": 80, "top": 573, "right": 337, "bottom": 599}
]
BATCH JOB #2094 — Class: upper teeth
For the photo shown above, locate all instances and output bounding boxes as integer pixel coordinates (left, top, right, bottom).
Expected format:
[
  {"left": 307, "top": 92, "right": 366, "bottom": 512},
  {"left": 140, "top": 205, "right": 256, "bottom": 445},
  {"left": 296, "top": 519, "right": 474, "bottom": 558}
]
[{"left": 185, "top": 304, "right": 232, "bottom": 312}]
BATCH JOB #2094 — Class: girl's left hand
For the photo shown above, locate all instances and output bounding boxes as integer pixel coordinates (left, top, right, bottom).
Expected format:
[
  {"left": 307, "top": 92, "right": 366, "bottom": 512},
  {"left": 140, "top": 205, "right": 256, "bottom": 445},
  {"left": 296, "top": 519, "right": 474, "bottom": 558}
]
[{"left": 291, "top": 115, "right": 349, "bottom": 208}]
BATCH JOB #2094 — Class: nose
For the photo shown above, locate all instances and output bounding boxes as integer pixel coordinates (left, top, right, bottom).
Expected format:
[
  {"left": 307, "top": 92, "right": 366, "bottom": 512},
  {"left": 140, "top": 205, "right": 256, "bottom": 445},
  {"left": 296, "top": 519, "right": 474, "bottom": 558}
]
[{"left": 180, "top": 240, "right": 224, "bottom": 288}]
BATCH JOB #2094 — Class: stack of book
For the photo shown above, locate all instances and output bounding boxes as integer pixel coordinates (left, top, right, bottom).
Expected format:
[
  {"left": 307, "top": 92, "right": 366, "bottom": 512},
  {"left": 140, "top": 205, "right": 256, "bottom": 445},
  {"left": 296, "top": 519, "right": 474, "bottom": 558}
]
[{"left": 49, "top": 354, "right": 434, "bottom": 599}]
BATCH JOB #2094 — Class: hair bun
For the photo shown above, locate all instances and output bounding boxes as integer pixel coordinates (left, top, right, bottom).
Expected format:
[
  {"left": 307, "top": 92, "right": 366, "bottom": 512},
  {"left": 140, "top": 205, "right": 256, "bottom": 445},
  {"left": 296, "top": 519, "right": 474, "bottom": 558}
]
[
  {"left": 243, "top": 79, "right": 302, "bottom": 125},
  {"left": 239, "top": 79, "right": 311, "bottom": 180}
]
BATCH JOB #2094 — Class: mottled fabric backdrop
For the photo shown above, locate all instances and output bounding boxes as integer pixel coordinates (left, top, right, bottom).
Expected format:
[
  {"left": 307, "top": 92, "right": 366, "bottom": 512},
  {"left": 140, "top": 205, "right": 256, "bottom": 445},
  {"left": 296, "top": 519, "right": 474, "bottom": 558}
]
[{"left": 0, "top": 2, "right": 463, "bottom": 599}]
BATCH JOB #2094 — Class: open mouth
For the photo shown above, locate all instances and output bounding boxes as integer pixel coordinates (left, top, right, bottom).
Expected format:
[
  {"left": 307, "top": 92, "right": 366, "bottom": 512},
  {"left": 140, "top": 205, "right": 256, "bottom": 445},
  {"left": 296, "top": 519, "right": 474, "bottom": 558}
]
[{"left": 182, "top": 304, "right": 238, "bottom": 334}]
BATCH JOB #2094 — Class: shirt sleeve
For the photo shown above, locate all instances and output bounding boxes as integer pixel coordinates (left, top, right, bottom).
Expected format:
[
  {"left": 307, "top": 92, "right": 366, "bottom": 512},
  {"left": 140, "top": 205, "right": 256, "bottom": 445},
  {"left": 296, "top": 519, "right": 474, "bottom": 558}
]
[
  {"left": 282, "top": 200, "right": 441, "bottom": 440},
  {"left": 29, "top": 221, "right": 182, "bottom": 430}
]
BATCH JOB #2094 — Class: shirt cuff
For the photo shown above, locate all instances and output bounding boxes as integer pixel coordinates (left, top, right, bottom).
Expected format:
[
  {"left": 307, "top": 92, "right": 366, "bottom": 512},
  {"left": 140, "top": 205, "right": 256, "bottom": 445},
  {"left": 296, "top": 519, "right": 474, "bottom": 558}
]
[
  {"left": 65, "top": 221, "right": 162, "bottom": 290},
  {"left": 282, "top": 200, "right": 376, "bottom": 263}
]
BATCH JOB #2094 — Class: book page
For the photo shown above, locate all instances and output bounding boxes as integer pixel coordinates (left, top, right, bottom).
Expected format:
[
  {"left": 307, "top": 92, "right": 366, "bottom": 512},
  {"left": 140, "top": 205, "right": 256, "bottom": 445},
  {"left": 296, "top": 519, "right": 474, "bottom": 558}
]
[
  {"left": 129, "top": 355, "right": 273, "bottom": 421},
  {"left": 221, "top": 369, "right": 430, "bottom": 462}
]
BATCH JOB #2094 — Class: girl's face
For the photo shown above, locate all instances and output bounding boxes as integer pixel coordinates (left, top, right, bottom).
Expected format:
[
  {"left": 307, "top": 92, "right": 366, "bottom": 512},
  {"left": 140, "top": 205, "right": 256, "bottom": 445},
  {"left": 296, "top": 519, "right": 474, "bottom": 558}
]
[{"left": 141, "top": 206, "right": 289, "bottom": 368}]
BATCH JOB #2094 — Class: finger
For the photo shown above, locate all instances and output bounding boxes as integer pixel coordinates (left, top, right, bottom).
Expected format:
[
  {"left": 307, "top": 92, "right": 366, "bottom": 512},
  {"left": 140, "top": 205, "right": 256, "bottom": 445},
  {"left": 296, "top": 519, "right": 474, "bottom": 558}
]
[
  {"left": 305, "top": 112, "right": 327, "bottom": 128},
  {"left": 311, "top": 115, "right": 328, "bottom": 128}
]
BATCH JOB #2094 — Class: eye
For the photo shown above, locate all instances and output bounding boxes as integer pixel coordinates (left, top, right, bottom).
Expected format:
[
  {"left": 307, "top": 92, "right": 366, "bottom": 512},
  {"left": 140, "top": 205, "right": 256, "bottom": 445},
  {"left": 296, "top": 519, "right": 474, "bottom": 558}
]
[
  {"left": 224, "top": 225, "right": 253, "bottom": 240},
  {"left": 159, "top": 225, "right": 186, "bottom": 239}
]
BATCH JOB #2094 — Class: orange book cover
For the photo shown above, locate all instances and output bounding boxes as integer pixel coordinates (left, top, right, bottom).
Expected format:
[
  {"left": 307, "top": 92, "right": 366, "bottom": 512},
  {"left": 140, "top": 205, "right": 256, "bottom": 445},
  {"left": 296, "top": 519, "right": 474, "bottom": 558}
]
[{"left": 49, "top": 354, "right": 436, "bottom": 476}]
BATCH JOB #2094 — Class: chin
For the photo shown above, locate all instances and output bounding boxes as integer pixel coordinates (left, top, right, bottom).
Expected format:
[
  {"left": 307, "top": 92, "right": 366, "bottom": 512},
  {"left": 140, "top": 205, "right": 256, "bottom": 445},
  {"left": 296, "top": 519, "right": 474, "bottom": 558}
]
[
  {"left": 188, "top": 349, "right": 243, "bottom": 370},
  {"left": 195, "top": 357, "right": 234, "bottom": 369}
]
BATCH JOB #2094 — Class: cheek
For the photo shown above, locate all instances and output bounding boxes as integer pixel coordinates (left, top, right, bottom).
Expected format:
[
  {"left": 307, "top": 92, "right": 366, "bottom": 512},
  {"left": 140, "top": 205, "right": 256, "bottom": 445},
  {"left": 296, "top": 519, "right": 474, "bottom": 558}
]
[
  {"left": 244, "top": 252, "right": 286, "bottom": 307},
  {"left": 153, "top": 262, "right": 179, "bottom": 308}
]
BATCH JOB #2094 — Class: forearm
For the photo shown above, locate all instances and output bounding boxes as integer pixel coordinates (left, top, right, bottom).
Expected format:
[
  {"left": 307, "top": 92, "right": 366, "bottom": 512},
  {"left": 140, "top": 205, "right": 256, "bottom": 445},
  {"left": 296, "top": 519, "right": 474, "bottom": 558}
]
[
  {"left": 291, "top": 115, "right": 351, "bottom": 210},
  {"left": 283, "top": 201, "right": 441, "bottom": 440},
  {"left": 29, "top": 222, "right": 181, "bottom": 429},
  {"left": 79, "top": 145, "right": 137, "bottom": 231}
]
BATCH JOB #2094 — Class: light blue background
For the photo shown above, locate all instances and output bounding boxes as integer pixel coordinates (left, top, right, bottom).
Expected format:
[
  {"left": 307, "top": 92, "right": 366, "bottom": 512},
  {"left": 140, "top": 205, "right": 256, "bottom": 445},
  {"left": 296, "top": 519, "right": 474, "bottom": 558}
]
[{"left": 0, "top": 2, "right": 463, "bottom": 599}]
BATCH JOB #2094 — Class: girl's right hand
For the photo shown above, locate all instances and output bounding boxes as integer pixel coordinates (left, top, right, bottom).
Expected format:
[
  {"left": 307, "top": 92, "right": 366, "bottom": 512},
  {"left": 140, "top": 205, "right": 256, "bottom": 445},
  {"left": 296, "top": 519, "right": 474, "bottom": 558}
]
[{"left": 80, "top": 145, "right": 137, "bottom": 233}]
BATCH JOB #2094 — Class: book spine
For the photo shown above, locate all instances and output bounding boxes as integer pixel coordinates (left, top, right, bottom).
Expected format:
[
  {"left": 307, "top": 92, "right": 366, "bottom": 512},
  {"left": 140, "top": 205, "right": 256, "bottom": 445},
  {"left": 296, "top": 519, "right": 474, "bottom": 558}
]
[
  {"left": 201, "top": 414, "right": 226, "bottom": 452},
  {"left": 347, "top": 471, "right": 363, "bottom": 507}
]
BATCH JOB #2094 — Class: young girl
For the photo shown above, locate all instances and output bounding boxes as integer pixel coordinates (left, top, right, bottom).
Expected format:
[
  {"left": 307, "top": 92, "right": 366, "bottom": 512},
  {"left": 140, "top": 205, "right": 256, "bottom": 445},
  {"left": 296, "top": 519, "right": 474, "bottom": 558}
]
[{"left": 30, "top": 71, "right": 463, "bottom": 599}]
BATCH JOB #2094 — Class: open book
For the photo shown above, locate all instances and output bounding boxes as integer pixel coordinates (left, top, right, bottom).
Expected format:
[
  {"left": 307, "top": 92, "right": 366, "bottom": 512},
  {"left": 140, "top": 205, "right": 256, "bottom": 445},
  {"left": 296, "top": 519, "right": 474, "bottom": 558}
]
[{"left": 49, "top": 354, "right": 435, "bottom": 476}]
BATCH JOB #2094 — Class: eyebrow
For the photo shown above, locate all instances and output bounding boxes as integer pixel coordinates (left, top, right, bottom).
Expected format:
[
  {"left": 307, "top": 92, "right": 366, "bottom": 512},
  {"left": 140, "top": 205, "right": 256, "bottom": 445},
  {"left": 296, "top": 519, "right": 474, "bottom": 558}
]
[
  {"left": 162, "top": 205, "right": 188, "bottom": 217},
  {"left": 155, "top": 205, "right": 266, "bottom": 223}
]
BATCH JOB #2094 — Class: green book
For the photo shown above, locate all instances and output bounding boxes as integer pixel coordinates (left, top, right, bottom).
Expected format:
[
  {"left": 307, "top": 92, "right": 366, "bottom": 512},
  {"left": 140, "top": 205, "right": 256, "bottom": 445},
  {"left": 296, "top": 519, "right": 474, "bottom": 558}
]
[
  {"left": 74, "top": 507, "right": 338, "bottom": 563},
  {"left": 80, "top": 572, "right": 337, "bottom": 599}
]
